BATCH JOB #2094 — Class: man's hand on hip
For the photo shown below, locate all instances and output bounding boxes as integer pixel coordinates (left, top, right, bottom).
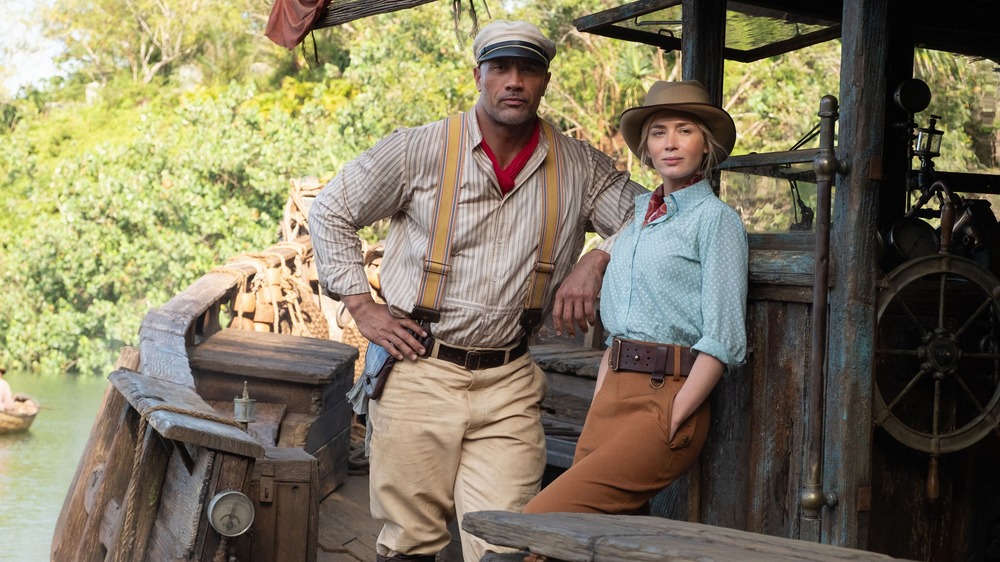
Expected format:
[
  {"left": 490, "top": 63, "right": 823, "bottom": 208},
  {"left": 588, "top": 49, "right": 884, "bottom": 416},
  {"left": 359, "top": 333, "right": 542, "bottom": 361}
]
[{"left": 342, "top": 293, "right": 429, "bottom": 361}]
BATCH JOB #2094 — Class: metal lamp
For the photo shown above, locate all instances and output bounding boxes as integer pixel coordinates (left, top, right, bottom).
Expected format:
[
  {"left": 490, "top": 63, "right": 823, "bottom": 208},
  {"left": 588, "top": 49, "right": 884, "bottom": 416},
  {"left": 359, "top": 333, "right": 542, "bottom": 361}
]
[{"left": 914, "top": 114, "right": 943, "bottom": 159}]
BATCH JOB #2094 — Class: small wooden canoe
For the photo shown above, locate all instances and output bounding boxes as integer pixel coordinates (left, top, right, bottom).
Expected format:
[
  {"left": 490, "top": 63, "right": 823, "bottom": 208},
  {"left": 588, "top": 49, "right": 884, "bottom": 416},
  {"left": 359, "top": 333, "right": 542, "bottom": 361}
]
[{"left": 0, "top": 393, "right": 40, "bottom": 434}]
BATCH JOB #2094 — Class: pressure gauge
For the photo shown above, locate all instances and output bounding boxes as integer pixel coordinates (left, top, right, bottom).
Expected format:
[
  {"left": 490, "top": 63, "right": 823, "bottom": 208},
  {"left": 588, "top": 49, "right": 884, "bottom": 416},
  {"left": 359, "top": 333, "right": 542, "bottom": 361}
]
[
  {"left": 889, "top": 216, "right": 939, "bottom": 260},
  {"left": 207, "top": 490, "right": 255, "bottom": 537}
]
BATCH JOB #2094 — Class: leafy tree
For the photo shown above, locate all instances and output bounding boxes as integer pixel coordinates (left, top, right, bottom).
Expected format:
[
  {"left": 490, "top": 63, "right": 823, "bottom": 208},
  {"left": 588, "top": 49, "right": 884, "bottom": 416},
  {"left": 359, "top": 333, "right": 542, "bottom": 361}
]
[{"left": 42, "top": 0, "right": 280, "bottom": 84}]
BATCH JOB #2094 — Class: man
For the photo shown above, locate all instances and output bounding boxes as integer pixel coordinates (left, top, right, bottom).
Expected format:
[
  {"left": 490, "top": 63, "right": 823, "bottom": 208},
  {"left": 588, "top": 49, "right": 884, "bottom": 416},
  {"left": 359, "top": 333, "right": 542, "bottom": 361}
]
[
  {"left": 0, "top": 367, "right": 15, "bottom": 412},
  {"left": 309, "top": 20, "right": 645, "bottom": 562}
]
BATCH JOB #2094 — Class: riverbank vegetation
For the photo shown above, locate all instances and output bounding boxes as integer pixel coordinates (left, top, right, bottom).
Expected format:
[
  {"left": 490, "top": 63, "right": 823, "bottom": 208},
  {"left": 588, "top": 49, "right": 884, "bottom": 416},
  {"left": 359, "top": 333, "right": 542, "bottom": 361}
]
[{"left": 1, "top": 0, "right": 996, "bottom": 374}]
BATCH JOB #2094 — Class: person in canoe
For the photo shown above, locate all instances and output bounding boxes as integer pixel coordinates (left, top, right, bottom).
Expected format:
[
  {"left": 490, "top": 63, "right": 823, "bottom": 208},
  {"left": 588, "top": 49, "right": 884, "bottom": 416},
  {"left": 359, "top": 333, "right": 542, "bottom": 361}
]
[{"left": 0, "top": 366, "right": 16, "bottom": 412}]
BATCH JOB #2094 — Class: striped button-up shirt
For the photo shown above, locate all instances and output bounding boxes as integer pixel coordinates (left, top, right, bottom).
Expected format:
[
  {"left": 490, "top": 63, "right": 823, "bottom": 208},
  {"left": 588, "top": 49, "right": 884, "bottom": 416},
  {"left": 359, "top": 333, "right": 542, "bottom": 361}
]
[{"left": 310, "top": 108, "right": 645, "bottom": 348}]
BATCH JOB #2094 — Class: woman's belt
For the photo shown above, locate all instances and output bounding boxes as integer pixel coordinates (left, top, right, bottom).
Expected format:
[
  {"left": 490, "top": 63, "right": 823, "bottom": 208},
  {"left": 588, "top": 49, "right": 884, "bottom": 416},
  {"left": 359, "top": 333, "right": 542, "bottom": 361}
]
[
  {"left": 430, "top": 338, "right": 529, "bottom": 370},
  {"left": 609, "top": 338, "right": 694, "bottom": 383}
]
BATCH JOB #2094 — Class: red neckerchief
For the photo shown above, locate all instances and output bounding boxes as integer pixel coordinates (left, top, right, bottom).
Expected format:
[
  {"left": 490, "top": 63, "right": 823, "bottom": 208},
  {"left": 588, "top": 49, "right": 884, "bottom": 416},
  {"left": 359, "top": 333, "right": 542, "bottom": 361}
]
[
  {"left": 480, "top": 120, "right": 541, "bottom": 196},
  {"left": 643, "top": 175, "right": 703, "bottom": 226}
]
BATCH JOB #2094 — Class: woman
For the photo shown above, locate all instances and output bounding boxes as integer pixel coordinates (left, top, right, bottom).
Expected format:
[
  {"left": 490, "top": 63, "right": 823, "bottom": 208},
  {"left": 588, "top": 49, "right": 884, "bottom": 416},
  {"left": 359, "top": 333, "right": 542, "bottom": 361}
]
[{"left": 523, "top": 80, "right": 748, "bottom": 517}]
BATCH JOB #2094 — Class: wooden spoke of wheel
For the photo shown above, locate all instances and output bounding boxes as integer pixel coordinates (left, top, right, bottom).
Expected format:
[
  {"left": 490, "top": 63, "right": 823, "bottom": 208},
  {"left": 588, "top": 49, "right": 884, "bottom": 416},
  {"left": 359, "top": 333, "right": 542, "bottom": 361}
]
[{"left": 874, "top": 254, "right": 1000, "bottom": 454}]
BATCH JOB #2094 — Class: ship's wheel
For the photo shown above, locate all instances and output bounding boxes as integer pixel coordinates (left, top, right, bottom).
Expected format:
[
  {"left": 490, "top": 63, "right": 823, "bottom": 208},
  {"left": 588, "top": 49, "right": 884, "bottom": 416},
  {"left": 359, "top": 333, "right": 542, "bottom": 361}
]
[{"left": 874, "top": 253, "right": 1000, "bottom": 458}]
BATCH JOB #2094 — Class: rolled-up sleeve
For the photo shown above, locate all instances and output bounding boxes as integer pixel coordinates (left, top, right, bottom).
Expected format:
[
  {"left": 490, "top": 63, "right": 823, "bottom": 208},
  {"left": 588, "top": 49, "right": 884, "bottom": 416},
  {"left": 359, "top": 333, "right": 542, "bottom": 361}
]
[{"left": 692, "top": 208, "right": 748, "bottom": 368}]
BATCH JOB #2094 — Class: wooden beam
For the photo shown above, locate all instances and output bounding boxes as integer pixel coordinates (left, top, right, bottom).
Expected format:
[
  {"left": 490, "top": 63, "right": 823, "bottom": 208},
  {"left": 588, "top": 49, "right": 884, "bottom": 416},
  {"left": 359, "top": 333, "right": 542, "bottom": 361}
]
[
  {"left": 573, "top": 0, "right": 681, "bottom": 32},
  {"left": 313, "top": 0, "right": 438, "bottom": 30},
  {"left": 462, "top": 511, "right": 906, "bottom": 561},
  {"left": 822, "top": 0, "right": 887, "bottom": 549},
  {"left": 682, "top": 0, "right": 726, "bottom": 97}
]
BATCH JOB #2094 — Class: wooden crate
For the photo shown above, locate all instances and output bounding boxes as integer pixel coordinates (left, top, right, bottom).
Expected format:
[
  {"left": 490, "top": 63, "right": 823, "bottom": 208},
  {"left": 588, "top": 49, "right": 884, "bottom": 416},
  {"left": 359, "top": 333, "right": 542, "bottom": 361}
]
[
  {"left": 189, "top": 329, "right": 357, "bottom": 495},
  {"left": 232, "top": 447, "right": 319, "bottom": 562}
]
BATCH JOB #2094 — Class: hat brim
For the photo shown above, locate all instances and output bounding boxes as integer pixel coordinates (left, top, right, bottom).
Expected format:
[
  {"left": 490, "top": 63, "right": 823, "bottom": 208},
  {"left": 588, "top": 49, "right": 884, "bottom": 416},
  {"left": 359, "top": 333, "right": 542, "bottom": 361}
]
[
  {"left": 477, "top": 46, "right": 550, "bottom": 67},
  {"left": 620, "top": 103, "right": 736, "bottom": 162}
]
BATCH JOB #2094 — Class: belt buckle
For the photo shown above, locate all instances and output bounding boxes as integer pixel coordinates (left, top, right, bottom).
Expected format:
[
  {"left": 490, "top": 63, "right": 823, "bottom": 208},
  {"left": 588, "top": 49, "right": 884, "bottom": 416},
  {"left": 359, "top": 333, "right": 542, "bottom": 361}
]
[
  {"left": 464, "top": 350, "right": 482, "bottom": 370},
  {"left": 609, "top": 338, "right": 622, "bottom": 370}
]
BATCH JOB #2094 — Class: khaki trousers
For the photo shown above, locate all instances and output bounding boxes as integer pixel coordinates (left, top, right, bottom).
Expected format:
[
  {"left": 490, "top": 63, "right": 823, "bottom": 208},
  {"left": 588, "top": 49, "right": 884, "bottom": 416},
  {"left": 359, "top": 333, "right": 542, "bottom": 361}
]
[
  {"left": 524, "top": 368, "right": 710, "bottom": 514},
  {"left": 368, "top": 353, "right": 547, "bottom": 561}
]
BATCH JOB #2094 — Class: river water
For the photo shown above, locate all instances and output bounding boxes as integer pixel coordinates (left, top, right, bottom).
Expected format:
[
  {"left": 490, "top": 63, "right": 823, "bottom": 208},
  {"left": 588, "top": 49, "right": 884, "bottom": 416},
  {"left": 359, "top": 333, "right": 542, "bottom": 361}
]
[{"left": 0, "top": 371, "right": 110, "bottom": 562}]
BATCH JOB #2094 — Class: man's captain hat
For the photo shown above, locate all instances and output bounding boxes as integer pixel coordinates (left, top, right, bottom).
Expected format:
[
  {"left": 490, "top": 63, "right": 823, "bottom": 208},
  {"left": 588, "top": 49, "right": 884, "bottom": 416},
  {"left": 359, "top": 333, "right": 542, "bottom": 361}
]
[{"left": 473, "top": 20, "right": 556, "bottom": 67}]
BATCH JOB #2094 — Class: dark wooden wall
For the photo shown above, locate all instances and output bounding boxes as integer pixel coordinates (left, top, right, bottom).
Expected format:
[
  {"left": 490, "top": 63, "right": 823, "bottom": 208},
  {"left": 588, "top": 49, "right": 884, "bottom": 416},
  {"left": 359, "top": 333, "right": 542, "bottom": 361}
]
[{"left": 652, "top": 234, "right": 815, "bottom": 540}]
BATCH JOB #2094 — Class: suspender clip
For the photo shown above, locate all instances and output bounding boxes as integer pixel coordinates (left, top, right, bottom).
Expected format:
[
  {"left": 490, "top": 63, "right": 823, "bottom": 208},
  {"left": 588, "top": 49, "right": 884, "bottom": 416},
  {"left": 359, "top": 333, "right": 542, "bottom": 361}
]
[{"left": 410, "top": 306, "right": 441, "bottom": 324}]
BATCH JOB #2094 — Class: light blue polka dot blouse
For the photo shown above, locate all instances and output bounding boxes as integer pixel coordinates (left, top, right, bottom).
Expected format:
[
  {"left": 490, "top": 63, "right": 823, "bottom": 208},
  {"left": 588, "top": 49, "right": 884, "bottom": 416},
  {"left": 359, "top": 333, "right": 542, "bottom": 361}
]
[{"left": 600, "top": 179, "right": 748, "bottom": 368}]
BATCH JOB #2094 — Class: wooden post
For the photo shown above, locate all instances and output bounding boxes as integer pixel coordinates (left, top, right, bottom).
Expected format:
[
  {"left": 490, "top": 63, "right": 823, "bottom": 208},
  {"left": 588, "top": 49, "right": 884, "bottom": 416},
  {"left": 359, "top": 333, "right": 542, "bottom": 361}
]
[
  {"left": 879, "top": 9, "right": 918, "bottom": 232},
  {"left": 822, "top": 0, "right": 888, "bottom": 549},
  {"left": 681, "top": 0, "right": 726, "bottom": 103}
]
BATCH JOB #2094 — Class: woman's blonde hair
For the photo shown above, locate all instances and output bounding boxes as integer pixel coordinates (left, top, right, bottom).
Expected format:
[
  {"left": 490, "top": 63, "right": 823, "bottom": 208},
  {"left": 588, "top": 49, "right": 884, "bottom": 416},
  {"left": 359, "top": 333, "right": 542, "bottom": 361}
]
[{"left": 636, "top": 109, "right": 727, "bottom": 179}]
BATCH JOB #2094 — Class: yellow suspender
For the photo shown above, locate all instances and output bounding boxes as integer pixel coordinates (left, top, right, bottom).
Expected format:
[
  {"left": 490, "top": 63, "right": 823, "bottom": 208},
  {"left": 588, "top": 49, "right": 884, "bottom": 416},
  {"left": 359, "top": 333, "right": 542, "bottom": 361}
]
[
  {"left": 412, "top": 114, "right": 467, "bottom": 323},
  {"left": 411, "top": 115, "right": 562, "bottom": 331},
  {"left": 522, "top": 120, "right": 562, "bottom": 329}
]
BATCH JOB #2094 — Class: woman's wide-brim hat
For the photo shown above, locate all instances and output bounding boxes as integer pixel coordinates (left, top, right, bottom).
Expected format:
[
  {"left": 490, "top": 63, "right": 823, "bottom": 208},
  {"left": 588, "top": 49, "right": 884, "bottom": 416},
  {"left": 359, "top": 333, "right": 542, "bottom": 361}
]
[{"left": 620, "top": 80, "right": 736, "bottom": 161}]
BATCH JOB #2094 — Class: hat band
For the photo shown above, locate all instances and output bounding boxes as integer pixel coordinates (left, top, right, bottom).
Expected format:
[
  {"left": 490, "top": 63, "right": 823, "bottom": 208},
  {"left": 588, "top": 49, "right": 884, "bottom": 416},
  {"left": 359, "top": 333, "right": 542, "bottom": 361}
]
[{"left": 478, "top": 40, "right": 550, "bottom": 64}]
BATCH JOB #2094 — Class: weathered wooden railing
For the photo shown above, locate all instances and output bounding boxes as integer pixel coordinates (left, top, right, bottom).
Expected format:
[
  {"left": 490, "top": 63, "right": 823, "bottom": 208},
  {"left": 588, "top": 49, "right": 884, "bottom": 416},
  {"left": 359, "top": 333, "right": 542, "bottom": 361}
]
[{"left": 52, "top": 235, "right": 358, "bottom": 562}]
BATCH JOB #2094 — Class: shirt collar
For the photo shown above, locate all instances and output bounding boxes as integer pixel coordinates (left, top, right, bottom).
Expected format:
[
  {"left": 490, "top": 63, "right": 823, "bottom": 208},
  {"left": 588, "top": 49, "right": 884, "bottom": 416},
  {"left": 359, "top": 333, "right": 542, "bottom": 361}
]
[
  {"left": 467, "top": 108, "right": 551, "bottom": 184},
  {"left": 666, "top": 178, "right": 714, "bottom": 212}
]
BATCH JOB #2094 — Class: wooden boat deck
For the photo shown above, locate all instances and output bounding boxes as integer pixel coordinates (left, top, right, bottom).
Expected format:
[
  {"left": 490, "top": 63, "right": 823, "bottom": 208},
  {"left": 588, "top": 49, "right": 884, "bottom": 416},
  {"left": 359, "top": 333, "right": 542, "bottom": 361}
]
[{"left": 317, "top": 468, "right": 380, "bottom": 561}]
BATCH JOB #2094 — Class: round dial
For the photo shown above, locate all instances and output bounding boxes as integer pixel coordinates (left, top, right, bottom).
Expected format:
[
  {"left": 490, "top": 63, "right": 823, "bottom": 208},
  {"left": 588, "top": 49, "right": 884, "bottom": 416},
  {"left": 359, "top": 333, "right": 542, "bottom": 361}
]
[
  {"left": 207, "top": 490, "right": 255, "bottom": 537},
  {"left": 889, "top": 217, "right": 939, "bottom": 260}
]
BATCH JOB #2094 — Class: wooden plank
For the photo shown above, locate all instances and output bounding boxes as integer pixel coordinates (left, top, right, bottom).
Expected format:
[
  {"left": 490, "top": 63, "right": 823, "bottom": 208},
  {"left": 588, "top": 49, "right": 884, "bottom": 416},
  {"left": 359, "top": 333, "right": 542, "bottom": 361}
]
[
  {"left": 51, "top": 384, "right": 125, "bottom": 560},
  {"left": 462, "top": 511, "right": 912, "bottom": 562},
  {"left": 749, "top": 248, "right": 819, "bottom": 287},
  {"left": 275, "top": 468, "right": 319, "bottom": 562},
  {"left": 196, "top": 371, "right": 323, "bottom": 416},
  {"left": 824, "top": 0, "right": 887, "bottom": 548},
  {"left": 318, "top": 473, "right": 380, "bottom": 560},
  {"left": 138, "top": 328, "right": 195, "bottom": 386},
  {"left": 681, "top": 0, "right": 725, "bottom": 99},
  {"left": 530, "top": 344, "right": 604, "bottom": 379},
  {"left": 189, "top": 329, "right": 358, "bottom": 384},
  {"left": 748, "top": 284, "right": 814, "bottom": 303},
  {"left": 313, "top": 426, "right": 351, "bottom": 497},
  {"left": 145, "top": 447, "right": 215, "bottom": 559},
  {"left": 110, "top": 370, "right": 264, "bottom": 458},
  {"left": 314, "top": 0, "right": 437, "bottom": 29},
  {"left": 124, "top": 430, "right": 172, "bottom": 561},
  {"left": 311, "top": 396, "right": 352, "bottom": 450},
  {"left": 744, "top": 302, "right": 809, "bottom": 537},
  {"left": 56, "top": 392, "right": 141, "bottom": 562}
]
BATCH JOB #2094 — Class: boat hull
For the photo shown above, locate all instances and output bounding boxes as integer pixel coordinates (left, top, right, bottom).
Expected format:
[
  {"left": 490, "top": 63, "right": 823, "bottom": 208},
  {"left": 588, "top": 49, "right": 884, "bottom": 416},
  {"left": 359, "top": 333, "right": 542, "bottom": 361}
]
[{"left": 0, "top": 394, "right": 39, "bottom": 434}]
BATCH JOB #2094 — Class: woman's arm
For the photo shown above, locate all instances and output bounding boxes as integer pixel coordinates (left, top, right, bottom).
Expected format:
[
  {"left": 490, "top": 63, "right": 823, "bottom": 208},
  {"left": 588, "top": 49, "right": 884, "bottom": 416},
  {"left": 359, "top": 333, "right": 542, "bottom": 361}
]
[
  {"left": 670, "top": 352, "right": 724, "bottom": 440},
  {"left": 592, "top": 348, "right": 612, "bottom": 398}
]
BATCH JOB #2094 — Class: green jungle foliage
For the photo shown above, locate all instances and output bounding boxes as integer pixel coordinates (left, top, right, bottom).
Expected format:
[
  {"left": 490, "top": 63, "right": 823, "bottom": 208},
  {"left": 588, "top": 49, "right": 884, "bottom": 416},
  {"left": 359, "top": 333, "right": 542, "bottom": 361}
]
[{"left": 0, "top": 0, "right": 997, "bottom": 374}]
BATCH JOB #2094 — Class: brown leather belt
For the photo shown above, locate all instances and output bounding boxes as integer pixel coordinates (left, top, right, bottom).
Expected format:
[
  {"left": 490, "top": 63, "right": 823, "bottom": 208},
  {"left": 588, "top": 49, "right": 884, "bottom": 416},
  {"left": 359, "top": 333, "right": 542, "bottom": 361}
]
[
  {"left": 609, "top": 337, "right": 694, "bottom": 386},
  {"left": 431, "top": 338, "right": 529, "bottom": 371}
]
